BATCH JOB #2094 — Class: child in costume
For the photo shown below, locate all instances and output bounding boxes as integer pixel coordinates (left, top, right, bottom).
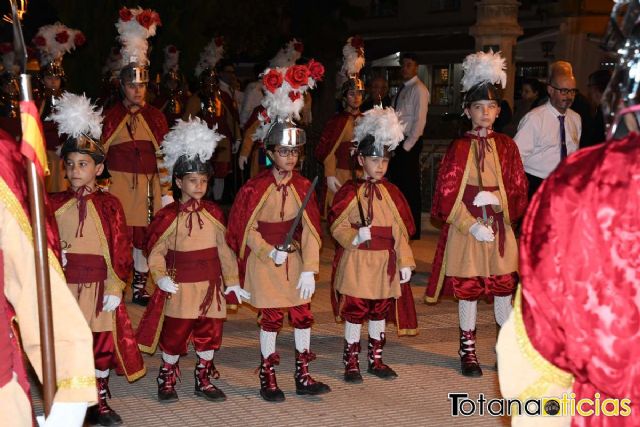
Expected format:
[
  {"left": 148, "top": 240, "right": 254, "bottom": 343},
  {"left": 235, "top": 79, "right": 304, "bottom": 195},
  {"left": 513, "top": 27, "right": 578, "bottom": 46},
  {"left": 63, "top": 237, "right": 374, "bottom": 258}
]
[
  {"left": 425, "top": 51, "right": 528, "bottom": 377},
  {"left": 48, "top": 93, "right": 146, "bottom": 426},
  {"left": 226, "top": 61, "right": 330, "bottom": 402},
  {"left": 328, "top": 107, "right": 416, "bottom": 382},
  {"left": 136, "top": 118, "right": 244, "bottom": 403}
]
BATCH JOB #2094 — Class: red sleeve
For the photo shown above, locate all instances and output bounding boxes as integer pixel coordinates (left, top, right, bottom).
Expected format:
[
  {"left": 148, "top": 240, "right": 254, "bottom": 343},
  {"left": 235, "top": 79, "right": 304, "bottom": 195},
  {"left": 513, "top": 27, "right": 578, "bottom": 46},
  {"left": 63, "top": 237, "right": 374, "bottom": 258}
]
[{"left": 314, "top": 113, "right": 349, "bottom": 163}]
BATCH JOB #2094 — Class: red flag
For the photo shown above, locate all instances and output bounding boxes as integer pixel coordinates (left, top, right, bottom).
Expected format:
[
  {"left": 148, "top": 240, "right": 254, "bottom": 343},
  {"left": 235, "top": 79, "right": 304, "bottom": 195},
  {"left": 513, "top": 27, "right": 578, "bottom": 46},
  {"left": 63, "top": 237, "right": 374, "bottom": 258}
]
[{"left": 19, "top": 100, "right": 49, "bottom": 179}]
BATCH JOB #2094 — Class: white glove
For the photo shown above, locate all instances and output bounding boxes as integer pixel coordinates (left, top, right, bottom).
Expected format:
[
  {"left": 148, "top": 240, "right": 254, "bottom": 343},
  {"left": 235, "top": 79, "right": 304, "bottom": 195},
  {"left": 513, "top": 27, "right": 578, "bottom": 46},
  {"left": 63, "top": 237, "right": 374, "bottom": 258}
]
[
  {"left": 232, "top": 139, "right": 241, "bottom": 154},
  {"left": 296, "top": 271, "right": 315, "bottom": 300},
  {"left": 399, "top": 267, "right": 412, "bottom": 284},
  {"left": 61, "top": 250, "right": 67, "bottom": 268},
  {"left": 238, "top": 155, "right": 248, "bottom": 170},
  {"left": 224, "top": 285, "right": 250, "bottom": 304},
  {"left": 352, "top": 225, "right": 372, "bottom": 246},
  {"left": 37, "top": 402, "right": 88, "bottom": 427},
  {"left": 326, "top": 176, "right": 342, "bottom": 193},
  {"left": 269, "top": 248, "right": 288, "bottom": 265},
  {"left": 157, "top": 276, "right": 179, "bottom": 294},
  {"left": 102, "top": 294, "right": 121, "bottom": 312},
  {"left": 161, "top": 194, "right": 174, "bottom": 207},
  {"left": 469, "top": 222, "right": 495, "bottom": 242},
  {"left": 473, "top": 191, "right": 500, "bottom": 207}
]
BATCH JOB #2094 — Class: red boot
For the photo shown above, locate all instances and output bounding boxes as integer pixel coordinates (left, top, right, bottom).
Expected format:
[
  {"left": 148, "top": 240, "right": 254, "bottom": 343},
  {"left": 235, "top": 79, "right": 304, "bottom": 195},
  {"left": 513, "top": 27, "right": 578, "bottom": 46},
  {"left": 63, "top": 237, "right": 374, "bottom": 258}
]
[
  {"left": 258, "top": 353, "right": 285, "bottom": 402},
  {"left": 342, "top": 341, "right": 363, "bottom": 383},
  {"left": 367, "top": 333, "right": 397, "bottom": 379},
  {"left": 294, "top": 350, "right": 331, "bottom": 395},
  {"left": 459, "top": 329, "right": 483, "bottom": 377},
  {"left": 86, "top": 377, "right": 122, "bottom": 426},
  {"left": 194, "top": 356, "right": 226, "bottom": 401},
  {"left": 157, "top": 361, "right": 180, "bottom": 402}
]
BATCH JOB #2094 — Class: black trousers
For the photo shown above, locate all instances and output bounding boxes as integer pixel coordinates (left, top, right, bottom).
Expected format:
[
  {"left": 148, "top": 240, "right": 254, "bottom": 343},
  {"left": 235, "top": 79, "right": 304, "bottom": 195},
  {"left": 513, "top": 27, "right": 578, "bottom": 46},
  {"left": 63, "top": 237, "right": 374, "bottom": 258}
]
[
  {"left": 387, "top": 139, "right": 423, "bottom": 240},
  {"left": 526, "top": 172, "right": 544, "bottom": 200}
]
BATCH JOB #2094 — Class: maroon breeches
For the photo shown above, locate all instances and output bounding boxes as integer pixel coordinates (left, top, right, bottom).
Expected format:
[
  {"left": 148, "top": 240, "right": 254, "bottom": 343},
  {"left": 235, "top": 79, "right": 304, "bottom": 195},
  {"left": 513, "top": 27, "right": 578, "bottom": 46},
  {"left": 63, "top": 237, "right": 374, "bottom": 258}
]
[
  {"left": 159, "top": 316, "right": 224, "bottom": 355},
  {"left": 259, "top": 304, "right": 314, "bottom": 332}
]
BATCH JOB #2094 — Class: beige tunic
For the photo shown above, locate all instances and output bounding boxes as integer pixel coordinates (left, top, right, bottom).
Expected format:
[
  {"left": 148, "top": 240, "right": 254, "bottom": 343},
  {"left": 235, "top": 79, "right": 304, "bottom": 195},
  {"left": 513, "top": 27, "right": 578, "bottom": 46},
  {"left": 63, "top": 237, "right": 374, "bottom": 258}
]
[
  {"left": 445, "top": 138, "right": 518, "bottom": 277},
  {"left": 0, "top": 195, "right": 96, "bottom": 413},
  {"left": 56, "top": 200, "right": 124, "bottom": 332},
  {"left": 323, "top": 116, "right": 357, "bottom": 211},
  {"left": 332, "top": 184, "right": 415, "bottom": 300},
  {"left": 244, "top": 175, "right": 321, "bottom": 308},
  {"left": 104, "top": 114, "right": 162, "bottom": 227},
  {"left": 149, "top": 209, "right": 239, "bottom": 319}
]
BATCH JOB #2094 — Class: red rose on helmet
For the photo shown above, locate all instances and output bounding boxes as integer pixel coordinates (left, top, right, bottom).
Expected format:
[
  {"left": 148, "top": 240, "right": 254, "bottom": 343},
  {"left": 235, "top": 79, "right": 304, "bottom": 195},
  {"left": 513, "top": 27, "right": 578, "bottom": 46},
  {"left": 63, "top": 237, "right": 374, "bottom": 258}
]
[
  {"left": 350, "top": 36, "right": 364, "bottom": 50},
  {"left": 214, "top": 36, "right": 224, "bottom": 47},
  {"left": 55, "top": 31, "right": 69, "bottom": 44},
  {"left": 263, "top": 69, "right": 283, "bottom": 93},
  {"left": 306, "top": 59, "right": 325, "bottom": 81},
  {"left": 136, "top": 10, "right": 155, "bottom": 29},
  {"left": 285, "top": 65, "right": 310, "bottom": 89},
  {"left": 293, "top": 42, "right": 304, "bottom": 53},
  {"left": 152, "top": 11, "right": 162, "bottom": 26},
  {"left": 74, "top": 32, "right": 86, "bottom": 47},
  {"left": 288, "top": 91, "right": 301, "bottom": 102},
  {"left": 33, "top": 35, "right": 46, "bottom": 47},
  {"left": 119, "top": 7, "right": 133, "bottom": 22}
]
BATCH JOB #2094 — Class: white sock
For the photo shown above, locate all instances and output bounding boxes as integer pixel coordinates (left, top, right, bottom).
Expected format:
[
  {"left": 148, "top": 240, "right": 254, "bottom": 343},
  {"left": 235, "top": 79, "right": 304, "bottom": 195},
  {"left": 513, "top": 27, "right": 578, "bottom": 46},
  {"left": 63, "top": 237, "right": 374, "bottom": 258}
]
[
  {"left": 459, "top": 300, "right": 478, "bottom": 331},
  {"left": 213, "top": 178, "right": 224, "bottom": 200},
  {"left": 344, "top": 321, "right": 362, "bottom": 344},
  {"left": 95, "top": 369, "right": 109, "bottom": 379},
  {"left": 133, "top": 248, "right": 149, "bottom": 273},
  {"left": 368, "top": 319, "right": 385, "bottom": 341},
  {"left": 196, "top": 350, "right": 214, "bottom": 361},
  {"left": 260, "top": 329, "right": 277, "bottom": 358},
  {"left": 494, "top": 295, "right": 513, "bottom": 327},
  {"left": 294, "top": 328, "right": 311, "bottom": 353},
  {"left": 162, "top": 352, "right": 179, "bottom": 364}
]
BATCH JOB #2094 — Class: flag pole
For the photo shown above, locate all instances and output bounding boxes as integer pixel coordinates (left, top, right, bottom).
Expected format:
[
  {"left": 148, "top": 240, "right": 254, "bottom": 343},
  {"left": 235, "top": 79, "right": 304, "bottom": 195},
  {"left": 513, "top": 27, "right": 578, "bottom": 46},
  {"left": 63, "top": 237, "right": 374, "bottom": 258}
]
[{"left": 10, "top": 0, "right": 57, "bottom": 416}]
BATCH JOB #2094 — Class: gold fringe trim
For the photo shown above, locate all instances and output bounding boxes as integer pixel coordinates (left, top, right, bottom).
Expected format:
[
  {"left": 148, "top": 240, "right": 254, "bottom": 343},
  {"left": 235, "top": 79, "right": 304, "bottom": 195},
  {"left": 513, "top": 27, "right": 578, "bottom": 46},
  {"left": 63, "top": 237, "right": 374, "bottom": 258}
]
[
  {"left": 138, "top": 310, "right": 165, "bottom": 355},
  {"left": 57, "top": 375, "right": 96, "bottom": 390},
  {"left": 111, "top": 312, "right": 147, "bottom": 382}
]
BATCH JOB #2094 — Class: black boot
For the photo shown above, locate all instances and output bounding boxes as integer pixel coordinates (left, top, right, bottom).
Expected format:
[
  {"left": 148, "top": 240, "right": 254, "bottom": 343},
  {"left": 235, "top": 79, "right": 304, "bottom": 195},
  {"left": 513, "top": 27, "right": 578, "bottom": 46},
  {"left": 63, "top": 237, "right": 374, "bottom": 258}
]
[
  {"left": 258, "top": 353, "right": 285, "bottom": 402},
  {"left": 194, "top": 356, "right": 226, "bottom": 401},
  {"left": 342, "top": 340, "right": 363, "bottom": 383},
  {"left": 131, "top": 270, "right": 150, "bottom": 306},
  {"left": 157, "top": 360, "right": 180, "bottom": 402},
  {"left": 459, "top": 329, "right": 483, "bottom": 377},
  {"left": 367, "top": 333, "right": 398, "bottom": 379},
  {"left": 294, "top": 350, "right": 331, "bottom": 395},
  {"left": 86, "top": 377, "right": 123, "bottom": 426}
]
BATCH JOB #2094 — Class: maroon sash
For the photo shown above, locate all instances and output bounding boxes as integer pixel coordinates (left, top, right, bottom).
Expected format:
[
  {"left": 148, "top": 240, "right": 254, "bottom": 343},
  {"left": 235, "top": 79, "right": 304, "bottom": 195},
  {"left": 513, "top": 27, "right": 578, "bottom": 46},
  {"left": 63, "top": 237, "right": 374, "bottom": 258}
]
[
  {"left": 462, "top": 185, "right": 506, "bottom": 257},
  {"left": 165, "top": 247, "right": 222, "bottom": 315},
  {"left": 256, "top": 219, "right": 293, "bottom": 246},
  {"left": 65, "top": 253, "right": 108, "bottom": 315},
  {"left": 352, "top": 225, "right": 396, "bottom": 282},
  {"left": 106, "top": 140, "right": 157, "bottom": 174}
]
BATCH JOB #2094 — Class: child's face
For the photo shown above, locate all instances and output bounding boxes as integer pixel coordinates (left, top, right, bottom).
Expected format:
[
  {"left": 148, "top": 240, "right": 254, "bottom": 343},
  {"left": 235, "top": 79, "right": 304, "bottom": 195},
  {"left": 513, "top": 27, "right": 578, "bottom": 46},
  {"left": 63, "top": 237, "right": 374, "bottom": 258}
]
[
  {"left": 465, "top": 100, "right": 500, "bottom": 129},
  {"left": 358, "top": 154, "right": 389, "bottom": 181},
  {"left": 176, "top": 173, "right": 208, "bottom": 202},
  {"left": 64, "top": 152, "right": 102, "bottom": 191},
  {"left": 269, "top": 146, "right": 300, "bottom": 172}
]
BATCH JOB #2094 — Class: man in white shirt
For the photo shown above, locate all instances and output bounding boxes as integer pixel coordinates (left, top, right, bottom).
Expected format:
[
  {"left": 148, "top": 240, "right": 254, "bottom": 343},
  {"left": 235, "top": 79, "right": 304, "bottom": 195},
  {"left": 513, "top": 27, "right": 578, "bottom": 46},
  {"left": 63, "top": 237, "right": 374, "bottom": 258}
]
[
  {"left": 514, "top": 72, "right": 581, "bottom": 198},
  {"left": 388, "top": 52, "right": 430, "bottom": 239}
]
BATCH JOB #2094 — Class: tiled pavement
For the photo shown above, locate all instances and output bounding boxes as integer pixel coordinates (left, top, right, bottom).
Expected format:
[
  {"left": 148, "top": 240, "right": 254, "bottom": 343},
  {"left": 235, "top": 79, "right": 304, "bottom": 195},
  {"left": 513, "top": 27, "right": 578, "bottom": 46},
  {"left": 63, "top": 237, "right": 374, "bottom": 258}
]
[{"left": 32, "top": 218, "right": 511, "bottom": 426}]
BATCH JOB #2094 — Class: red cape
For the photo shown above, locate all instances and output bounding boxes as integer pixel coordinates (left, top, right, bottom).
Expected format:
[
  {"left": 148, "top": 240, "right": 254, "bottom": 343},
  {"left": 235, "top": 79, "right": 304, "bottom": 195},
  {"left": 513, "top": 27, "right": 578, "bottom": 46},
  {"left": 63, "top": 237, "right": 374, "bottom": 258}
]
[
  {"left": 314, "top": 112, "right": 355, "bottom": 163},
  {"left": 243, "top": 105, "right": 263, "bottom": 134},
  {"left": 49, "top": 189, "right": 145, "bottom": 381},
  {"left": 226, "top": 170, "right": 321, "bottom": 285},
  {"left": 328, "top": 179, "right": 418, "bottom": 336},
  {"left": 425, "top": 132, "right": 528, "bottom": 302},
  {"left": 101, "top": 102, "right": 169, "bottom": 146}
]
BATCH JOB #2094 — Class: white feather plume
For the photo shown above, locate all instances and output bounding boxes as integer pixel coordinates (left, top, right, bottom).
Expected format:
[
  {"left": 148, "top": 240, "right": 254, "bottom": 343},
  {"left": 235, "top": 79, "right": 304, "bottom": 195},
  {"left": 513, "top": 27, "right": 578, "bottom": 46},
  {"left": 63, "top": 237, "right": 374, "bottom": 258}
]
[
  {"left": 341, "top": 37, "right": 365, "bottom": 76},
  {"left": 194, "top": 38, "right": 224, "bottom": 77},
  {"left": 353, "top": 106, "right": 405, "bottom": 152},
  {"left": 461, "top": 49, "right": 507, "bottom": 93},
  {"left": 163, "top": 45, "right": 180, "bottom": 75},
  {"left": 269, "top": 39, "right": 303, "bottom": 68},
  {"left": 34, "top": 22, "right": 83, "bottom": 65},
  {"left": 48, "top": 92, "right": 103, "bottom": 139},
  {"left": 160, "top": 118, "right": 223, "bottom": 182},
  {"left": 102, "top": 47, "right": 122, "bottom": 76},
  {"left": 116, "top": 7, "right": 160, "bottom": 67}
]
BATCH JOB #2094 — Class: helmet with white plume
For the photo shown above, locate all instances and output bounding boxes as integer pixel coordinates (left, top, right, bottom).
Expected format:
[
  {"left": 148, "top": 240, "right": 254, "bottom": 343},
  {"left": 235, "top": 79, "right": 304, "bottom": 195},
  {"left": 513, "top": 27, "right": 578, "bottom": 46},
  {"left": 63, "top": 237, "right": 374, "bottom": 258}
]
[
  {"left": 269, "top": 39, "right": 304, "bottom": 68},
  {"left": 353, "top": 106, "right": 405, "bottom": 158},
  {"left": 460, "top": 49, "right": 507, "bottom": 107},
  {"left": 116, "top": 7, "right": 161, "bottom": 85},
  {"left": 341, "top": 36, "right": 365, "bottom": 95},
  {"left": 33, "top": 22, "right": 86, "bottom": 78},
  {"left": 195, "top": 36, "right": 224, "bottom": 86},
  {"left": 49, "top": 92, "right": 105, "bottom": 164}
]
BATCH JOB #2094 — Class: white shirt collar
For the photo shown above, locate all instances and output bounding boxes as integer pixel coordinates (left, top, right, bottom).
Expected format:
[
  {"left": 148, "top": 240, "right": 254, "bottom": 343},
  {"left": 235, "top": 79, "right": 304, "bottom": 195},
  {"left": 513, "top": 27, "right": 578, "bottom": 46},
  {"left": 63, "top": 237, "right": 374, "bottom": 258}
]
[
  {"left": 403, "top": 75, "right": 419, "bottom": 87},
  {"left": 545, "top": 100, "right": 565, "bottom": 117}
]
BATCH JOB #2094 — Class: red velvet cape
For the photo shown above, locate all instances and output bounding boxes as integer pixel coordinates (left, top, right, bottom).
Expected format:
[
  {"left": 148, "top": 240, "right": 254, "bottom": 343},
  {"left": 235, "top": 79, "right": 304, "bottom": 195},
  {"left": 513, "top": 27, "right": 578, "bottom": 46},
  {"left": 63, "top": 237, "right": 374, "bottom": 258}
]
[
  {"left": 226, "top": 170, "right": 321, "bottom": 286},
  {"left": 314, "top": 112, "right": 354, "bottom": 163},
  {"left": 425, "top": 132, "right": 528, "bottom": 301},
  {"left": 101, "top": 102, "right": 169, "bottom": 145},
  {"left": 137, "top": 200, "right": 227, "bottom": 353},
  {"left": 328, "top": 179, "right": 418, "bottom": 335},
  {"left": 49, "top": 189, "right": 145, "bottom": 381},
  {"left": 520, "top": 133, "right": 640, "bottom": 424}
]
